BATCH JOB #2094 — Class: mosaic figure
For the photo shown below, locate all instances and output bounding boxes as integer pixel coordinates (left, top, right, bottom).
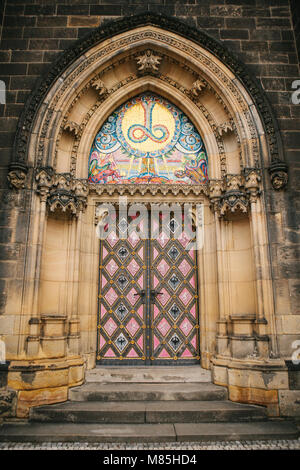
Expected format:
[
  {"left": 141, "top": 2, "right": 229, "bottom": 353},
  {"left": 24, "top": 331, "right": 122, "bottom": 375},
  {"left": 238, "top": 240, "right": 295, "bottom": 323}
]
[{"left": 88, "top": 93, "right": 208, "bottom": 184}]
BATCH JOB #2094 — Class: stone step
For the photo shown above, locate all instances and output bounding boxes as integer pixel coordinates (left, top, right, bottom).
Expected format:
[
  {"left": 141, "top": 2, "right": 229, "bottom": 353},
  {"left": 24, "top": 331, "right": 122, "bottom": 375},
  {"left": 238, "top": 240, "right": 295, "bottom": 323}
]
[
  {"left": 30, "top": 400, "right": 268, "bottom": 424},
  {"left": 69, "top": 382, "right": 228, "bottom": 402},
  {"left": 0, "top": 421, "right": 298, "bottom": 443},
  {"left": 86, "top": 366, "right": 212, "bottom": 384}
]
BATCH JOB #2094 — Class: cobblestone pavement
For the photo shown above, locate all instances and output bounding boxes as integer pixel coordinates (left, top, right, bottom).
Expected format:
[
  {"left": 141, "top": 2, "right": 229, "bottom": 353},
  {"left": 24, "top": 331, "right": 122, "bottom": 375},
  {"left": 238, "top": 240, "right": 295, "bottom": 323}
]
[{"left": 0, "top": 439, "right": 300, "bottom": 450}]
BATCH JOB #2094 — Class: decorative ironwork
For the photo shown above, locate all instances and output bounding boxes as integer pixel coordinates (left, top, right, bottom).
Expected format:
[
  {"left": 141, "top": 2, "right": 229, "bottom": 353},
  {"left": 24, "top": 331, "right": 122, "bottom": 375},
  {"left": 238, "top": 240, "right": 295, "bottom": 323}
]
[
  {"left": 150, "top": 212, "right": 199, "bottom": 362},
  {"left": 97, "top": 212, "right": 146, "bottom": 363},
  {"left": 168, "top": 245, "right": 180, "bottom": 261}
]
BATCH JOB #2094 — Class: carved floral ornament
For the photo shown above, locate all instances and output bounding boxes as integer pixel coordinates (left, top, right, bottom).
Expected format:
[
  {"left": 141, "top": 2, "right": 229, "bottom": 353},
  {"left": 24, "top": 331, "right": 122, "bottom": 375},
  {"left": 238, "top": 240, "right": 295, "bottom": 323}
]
[
  {"left": 136, "top": 49, "right": 162, "bottom": 74},
  {"left": 209, "top": 169, "right": 261, "bottom": 219},
  {"left": 9, "top": 15, "right": 288, "bottom": 193},
  {"left": 33, "top": 166, "right": 262, "bottom": 220},
  {"left": 7, "top": 163, "right": 28, "bottom": 190},
  {"left": 35, "top": 168, "right": 88, "bottom": 216}
]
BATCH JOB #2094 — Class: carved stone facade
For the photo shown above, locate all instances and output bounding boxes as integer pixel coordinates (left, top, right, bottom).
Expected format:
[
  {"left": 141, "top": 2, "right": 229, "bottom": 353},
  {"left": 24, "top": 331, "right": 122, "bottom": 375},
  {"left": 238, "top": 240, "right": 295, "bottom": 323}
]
[
  {"left": 0, "top": 13, "right": 298, "bottom": 421},
  {"left": 36, "top": 169, "right": 88, "bottom": 216}
]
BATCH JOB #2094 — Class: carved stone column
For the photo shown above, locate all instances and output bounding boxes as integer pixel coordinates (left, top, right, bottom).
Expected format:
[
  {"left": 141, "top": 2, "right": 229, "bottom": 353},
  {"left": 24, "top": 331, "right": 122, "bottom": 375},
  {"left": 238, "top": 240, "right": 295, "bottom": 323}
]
[
  {"left": 244, "top": 169, "right": 268, "bottom": 357},
  {"left": 32, "top": 168, "right": 54, "bottom": 317},
  {"left": 67, "top": 209, "right": 83, "bottom": 356},
  {"left": 245, "top": 168, "right": 277, "bottom": 358},
  {"left": 209, "top": 180, "right": 230, "bottom": 357}
]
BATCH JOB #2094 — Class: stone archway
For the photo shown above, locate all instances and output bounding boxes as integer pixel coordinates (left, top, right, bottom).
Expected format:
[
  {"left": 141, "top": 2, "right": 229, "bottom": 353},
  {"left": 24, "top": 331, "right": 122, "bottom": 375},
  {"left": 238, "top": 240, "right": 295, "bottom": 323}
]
[{"left": 5, "top": 14, "right": 290, "bottom": 418}]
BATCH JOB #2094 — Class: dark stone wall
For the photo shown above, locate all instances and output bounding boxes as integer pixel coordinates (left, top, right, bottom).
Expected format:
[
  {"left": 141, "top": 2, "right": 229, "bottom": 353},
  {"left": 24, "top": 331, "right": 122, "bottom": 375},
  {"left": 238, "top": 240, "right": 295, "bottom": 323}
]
[
  {"left": 0, "top": 1, "right": 299, "bottom": 328},
  {"left": 290, "top": 0, "right": 300, "bottom": 63}
]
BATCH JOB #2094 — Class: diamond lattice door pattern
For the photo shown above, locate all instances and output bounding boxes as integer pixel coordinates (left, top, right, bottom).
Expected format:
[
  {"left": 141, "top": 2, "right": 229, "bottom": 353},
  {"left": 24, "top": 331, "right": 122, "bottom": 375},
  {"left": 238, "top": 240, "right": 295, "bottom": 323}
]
[{"left": 97, "top": 212, "right": 200, "bottom": 365}]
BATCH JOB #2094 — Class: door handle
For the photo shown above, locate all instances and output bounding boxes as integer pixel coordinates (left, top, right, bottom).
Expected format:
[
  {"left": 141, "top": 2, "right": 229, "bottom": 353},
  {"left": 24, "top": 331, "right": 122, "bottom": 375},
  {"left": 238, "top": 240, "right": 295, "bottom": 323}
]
[
  {"left": 134, "top": 289, "right": 146, "bottom": 304},
  {"left": 150, "top": 289, "right": 163, "bottom": 302}
]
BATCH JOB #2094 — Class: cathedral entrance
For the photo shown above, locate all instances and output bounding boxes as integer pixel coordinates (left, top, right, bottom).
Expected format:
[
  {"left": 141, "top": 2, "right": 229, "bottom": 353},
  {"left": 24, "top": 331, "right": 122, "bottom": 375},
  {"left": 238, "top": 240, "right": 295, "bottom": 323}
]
[{"left": 97, "top": 209, "right": 200, "bottom": 365}]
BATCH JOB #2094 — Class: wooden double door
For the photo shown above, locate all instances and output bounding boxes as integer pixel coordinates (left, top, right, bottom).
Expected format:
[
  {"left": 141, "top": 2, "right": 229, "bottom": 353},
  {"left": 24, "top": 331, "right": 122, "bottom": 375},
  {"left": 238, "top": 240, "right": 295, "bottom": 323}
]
[{"left": 97, "top": 210, "right": 200, "bottom": 365}]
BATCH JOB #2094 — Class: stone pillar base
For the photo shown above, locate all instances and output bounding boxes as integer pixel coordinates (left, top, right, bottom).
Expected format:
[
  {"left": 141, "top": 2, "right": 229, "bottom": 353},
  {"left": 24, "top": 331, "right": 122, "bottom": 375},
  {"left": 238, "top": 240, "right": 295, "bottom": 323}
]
[
  {"left": 7, "top": 356, "right": 85, "bottom": 418},
  {"left": 212, "top": 356, "right": 289, "bottom": 416}
]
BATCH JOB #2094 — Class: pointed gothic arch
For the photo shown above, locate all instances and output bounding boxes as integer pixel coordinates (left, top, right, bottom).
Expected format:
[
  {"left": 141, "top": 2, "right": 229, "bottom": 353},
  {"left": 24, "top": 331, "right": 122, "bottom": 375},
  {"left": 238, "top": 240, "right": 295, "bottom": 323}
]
[{"left": 5, "top": 14, "right": 291, "bottom": 418}]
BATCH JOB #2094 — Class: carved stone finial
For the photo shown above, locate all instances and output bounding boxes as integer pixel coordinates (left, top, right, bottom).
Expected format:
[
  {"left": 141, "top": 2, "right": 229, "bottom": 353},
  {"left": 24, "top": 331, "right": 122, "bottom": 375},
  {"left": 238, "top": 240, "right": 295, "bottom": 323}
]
[
  {"left": 220, "top": 174, "right": 249, "bottom": 218},
  {"left": 7, "top": 162, "right": 28, "bottom": 190},
  {"left": 209, "top": 174, "right": 255, "bottom": 219},
  {"left": 136, "top": 50, "right": 162, "bottom": 74},
  {"left": 268, "top": 160, "right": 288, "bottom": 191},
  {"left": 244, "top": 168, "right": 261, "bottom": 203},
  {"left": 226, "top": 174, "right": 243, "bottom": 192},
  {"left": 73, "top": 179, "right": 89, "bottom": 212},
  {"left": 53, "top": 173, "right": 72, "bottom": 191},
  {"left": 36, "top": 167, "right": 54, "bottom": 201},
  {"left": 209, "top": 179, "right": 224, "bottom": 214},
  {"left": 48, "top": 173, "right": 79, "bottom": 216}
]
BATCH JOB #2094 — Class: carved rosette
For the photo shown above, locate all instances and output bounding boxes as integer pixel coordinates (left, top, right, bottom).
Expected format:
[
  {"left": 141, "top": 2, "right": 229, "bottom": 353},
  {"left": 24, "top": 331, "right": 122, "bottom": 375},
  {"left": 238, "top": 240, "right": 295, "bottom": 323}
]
[
  {"left": 7, "top": 162, "right": 28, "bottom": 190},
  {"left": 268, "top": 160, "right": 288, "bottom": 191},
  {"left": 35, "top": 168, "right": 88, "bottom": 216}
]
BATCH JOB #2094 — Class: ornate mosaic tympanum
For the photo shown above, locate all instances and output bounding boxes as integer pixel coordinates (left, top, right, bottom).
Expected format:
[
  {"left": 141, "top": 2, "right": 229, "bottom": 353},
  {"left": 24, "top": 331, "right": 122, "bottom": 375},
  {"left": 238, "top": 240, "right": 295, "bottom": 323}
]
[
  {"left": 97, "top": 212, "right": 200, "bottom": 365},
  {"left": 89, "top": 93, "right": 208, "bottom": 185}
]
